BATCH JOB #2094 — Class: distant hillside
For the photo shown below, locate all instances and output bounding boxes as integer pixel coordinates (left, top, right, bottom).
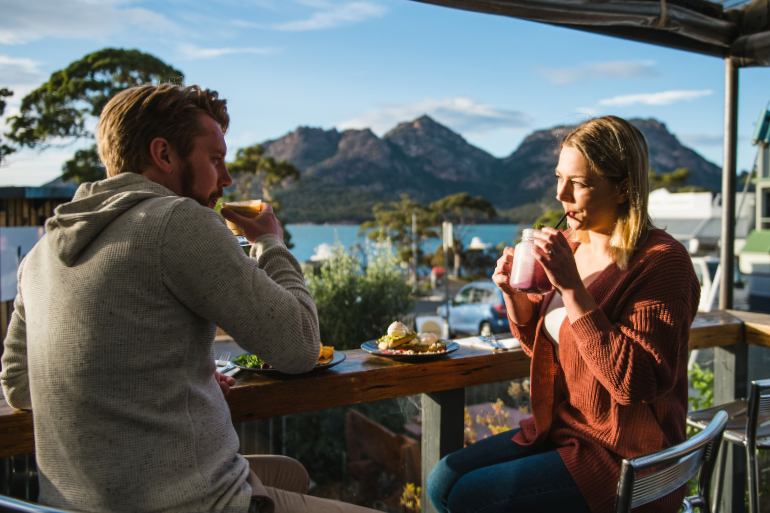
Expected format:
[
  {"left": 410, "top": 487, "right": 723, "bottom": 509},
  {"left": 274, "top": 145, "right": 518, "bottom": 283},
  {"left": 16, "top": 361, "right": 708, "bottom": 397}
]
[{"left": 252, "top": 115, "right": 723, "bottom": 223}]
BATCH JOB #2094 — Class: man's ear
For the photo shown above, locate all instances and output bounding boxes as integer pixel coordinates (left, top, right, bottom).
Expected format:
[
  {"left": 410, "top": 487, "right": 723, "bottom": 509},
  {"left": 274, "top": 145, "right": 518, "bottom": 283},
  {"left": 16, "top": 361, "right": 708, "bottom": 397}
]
[{"left": 149, "top": 138, "right": 174, "bottom": 175}]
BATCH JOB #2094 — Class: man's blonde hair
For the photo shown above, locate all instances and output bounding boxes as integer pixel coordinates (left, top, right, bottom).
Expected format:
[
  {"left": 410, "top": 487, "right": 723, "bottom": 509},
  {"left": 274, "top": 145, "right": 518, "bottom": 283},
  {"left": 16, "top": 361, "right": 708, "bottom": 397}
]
[
  {"left": 561, "top": 116, "right": 653, "bottom": 270},
  {"left": 96, "top": 84, "right": 229, "bottom": 177}
]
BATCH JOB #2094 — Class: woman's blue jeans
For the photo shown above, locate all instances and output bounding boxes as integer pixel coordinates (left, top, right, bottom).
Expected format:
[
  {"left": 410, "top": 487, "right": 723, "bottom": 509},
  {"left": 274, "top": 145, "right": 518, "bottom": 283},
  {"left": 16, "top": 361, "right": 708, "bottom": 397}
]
[{"left": 426, "top": 428, "right": 591, "bottom": 513}]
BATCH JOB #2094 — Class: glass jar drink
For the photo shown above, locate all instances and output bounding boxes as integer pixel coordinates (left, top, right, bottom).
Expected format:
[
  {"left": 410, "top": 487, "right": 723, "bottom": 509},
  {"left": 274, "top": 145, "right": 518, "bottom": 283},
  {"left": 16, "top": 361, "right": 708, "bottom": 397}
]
[{"left": 509, "top": 229, "right": 552, "bottom": 295}]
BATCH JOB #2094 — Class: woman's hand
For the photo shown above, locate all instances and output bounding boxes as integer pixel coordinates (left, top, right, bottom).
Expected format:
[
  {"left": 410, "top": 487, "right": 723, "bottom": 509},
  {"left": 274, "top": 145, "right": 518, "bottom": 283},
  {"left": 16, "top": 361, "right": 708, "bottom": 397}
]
[
  {"left": 492, "top": 247, "right": 517, "bottom": 296},
  {"left": 532, "top": 228, "right": 582, "bottom": 293}
]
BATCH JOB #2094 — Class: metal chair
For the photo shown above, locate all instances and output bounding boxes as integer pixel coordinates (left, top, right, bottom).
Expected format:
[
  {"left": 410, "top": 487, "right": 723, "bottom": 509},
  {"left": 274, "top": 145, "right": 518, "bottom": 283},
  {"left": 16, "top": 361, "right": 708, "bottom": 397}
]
[
  {"left": 687, "top": 378, "right": 770, "bottom": 513},
  {"left": 615, "top": 410, "right": 728, "bottom": 513},
  {"left": 0, "top": 495, "right": 76, "bottom": 513}
]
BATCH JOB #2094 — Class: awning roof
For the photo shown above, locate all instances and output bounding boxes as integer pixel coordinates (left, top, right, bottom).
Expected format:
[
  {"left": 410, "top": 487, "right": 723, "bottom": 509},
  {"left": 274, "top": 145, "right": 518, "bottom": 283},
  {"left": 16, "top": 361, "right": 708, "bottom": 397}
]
[{"left": 411, "top": 0, "right": 770, "bottom": 66}]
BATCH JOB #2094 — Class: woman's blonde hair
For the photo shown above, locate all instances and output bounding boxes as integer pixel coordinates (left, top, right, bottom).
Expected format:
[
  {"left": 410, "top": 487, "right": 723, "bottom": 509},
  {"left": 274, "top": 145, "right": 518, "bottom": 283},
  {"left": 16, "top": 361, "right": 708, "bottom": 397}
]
[
  {"left": 561, "top": 116, "right": 653, "bottom": 270},
  {"left": 96, "top": 84, "right": 229, "bottom": 177}
]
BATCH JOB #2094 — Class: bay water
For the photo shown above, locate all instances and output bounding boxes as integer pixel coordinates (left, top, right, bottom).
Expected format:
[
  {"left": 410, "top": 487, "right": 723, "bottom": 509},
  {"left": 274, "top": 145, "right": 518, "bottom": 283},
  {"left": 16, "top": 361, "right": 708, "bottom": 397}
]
[{"left": 285, "top": 224, "right": 526, "bottom": 263}]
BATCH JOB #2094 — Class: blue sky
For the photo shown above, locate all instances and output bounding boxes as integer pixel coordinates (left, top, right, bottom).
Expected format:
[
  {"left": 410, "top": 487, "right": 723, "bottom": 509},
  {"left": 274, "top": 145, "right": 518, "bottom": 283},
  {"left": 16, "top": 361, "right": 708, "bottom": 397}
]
[{"left": 2, "top": 0, "right": 770, "bottom": 187}]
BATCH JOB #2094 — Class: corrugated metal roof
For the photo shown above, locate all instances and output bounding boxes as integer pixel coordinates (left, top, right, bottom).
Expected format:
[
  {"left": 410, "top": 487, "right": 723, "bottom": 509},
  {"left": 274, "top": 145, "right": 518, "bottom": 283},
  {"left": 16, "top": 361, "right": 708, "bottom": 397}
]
[
  {"left": 0, "top": 187, "right": 78, "bottom": 200},
  {"left": 411, "top": 0, "right": 770, "bottom": 65},
  {"left": 656, "top": 217, "right": 754, "bottom": 239}
]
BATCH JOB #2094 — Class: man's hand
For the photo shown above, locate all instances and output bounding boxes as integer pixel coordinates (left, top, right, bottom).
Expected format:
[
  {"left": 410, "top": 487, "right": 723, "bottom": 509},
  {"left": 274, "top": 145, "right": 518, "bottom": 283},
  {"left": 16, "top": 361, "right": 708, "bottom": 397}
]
[
  {"left": 221, "top": 204, "right": 284, "bottom": 244},
  {"left": 214, "top": 371, "right": 236, "bottom": 396}
]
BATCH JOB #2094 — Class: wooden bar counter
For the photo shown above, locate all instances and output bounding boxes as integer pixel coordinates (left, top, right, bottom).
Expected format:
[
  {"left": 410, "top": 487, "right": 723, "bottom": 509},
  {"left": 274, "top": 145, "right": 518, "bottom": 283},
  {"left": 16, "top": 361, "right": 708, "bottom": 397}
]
[
  {"left": 2, "top": 310, "right": 769, "bottom": 458},
  {"left": 1, "top": 310, "right": 769, "bottom": 512}
]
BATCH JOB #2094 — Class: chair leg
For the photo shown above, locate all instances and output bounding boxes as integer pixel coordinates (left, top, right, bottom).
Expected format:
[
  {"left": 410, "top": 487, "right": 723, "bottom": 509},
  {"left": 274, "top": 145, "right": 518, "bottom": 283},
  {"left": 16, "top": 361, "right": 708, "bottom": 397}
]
[
  {"left": 712, "top": 438, "right": 728, "bottom": 513},
  {"left": 747, "top": 441, "right": 759, "bottom": 513}
]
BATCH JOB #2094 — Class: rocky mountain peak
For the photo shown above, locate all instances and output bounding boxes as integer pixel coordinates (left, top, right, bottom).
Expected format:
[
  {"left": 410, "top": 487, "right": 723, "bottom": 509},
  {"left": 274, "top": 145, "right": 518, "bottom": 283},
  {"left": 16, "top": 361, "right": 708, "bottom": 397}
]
[{"left": 262, "top": 126, "right": 342, "bottom": 172}]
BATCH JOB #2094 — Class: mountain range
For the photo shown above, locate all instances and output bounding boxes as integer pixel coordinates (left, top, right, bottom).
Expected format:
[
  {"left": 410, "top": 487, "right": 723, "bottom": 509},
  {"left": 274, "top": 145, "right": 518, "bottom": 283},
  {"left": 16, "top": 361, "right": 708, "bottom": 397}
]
[
  {"left": 262, "top": 116, "right": 722, "bottom": 223},
  {"left": 45, "top": 115, "right": 724, "bottom": 224}
]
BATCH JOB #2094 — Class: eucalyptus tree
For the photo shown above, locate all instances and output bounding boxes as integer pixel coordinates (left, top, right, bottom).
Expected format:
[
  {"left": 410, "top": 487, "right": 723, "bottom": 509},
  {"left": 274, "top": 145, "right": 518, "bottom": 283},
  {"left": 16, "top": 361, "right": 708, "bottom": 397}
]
[
  {"left": 358, "top": 194, "right": 440, "bottom": 274},
  {"left": 429, "top": 193, "right": 497, "bottom": 277},
  {"left": 4, "top": 48, "right": 182, "bottom": 183},
  {"left": 0, "top": 88, "right": 13, "bottom": 165},
  {"left": 227, "top": 143, "right": 302, "bottom": 249}
]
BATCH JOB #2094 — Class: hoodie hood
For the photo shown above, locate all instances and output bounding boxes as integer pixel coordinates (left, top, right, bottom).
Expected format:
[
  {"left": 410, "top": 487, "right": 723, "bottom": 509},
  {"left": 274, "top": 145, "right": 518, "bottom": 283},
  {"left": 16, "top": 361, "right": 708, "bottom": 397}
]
[{"left": 46, "top": 173, "right": 177, "bottom": 266}]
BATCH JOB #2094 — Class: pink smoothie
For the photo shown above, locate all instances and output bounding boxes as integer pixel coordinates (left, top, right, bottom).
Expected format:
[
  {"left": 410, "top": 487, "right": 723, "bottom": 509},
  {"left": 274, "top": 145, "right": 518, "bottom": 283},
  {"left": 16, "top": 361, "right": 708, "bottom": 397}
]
[{"left": 510, "top": 259, "right": 552, "bottom": 295}]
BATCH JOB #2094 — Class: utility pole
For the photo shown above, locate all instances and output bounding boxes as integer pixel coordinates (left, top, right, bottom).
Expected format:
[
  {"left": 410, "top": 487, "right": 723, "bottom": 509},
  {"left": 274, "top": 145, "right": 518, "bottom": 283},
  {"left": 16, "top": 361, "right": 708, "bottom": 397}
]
[
  {"left": 442, "top": 221, "right": 453, "bottom": 335},
  {"left": 412, "top": 210, "right": 418, "bottom": 284}
]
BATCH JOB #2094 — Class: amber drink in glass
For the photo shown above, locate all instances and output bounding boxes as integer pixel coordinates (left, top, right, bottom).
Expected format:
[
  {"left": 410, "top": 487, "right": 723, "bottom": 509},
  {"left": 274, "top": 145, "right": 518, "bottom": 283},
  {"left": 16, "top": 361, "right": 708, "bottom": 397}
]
[{"left": 221, "top": 200, "right": 263, "bottom": 236}]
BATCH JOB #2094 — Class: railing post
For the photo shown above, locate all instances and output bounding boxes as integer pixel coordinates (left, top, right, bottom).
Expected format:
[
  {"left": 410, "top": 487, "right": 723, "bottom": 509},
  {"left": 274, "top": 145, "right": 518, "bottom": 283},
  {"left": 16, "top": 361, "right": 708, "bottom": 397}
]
[
  {"left": 421, "top": 388, "right": 464, "bottom": 513},
  {"left": 720, "top": 57, "right": 738, "bottom": 311},
  {"left": 714, "top": 343, "right": 749, "bottom": 513}
]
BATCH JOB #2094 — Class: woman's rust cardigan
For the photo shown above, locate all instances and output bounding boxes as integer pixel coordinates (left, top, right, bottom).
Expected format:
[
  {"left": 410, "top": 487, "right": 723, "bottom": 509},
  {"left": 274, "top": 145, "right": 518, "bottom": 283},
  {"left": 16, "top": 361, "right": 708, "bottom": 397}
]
[{"left": 509, "top": 229, "right": 701, "bottom": 513}]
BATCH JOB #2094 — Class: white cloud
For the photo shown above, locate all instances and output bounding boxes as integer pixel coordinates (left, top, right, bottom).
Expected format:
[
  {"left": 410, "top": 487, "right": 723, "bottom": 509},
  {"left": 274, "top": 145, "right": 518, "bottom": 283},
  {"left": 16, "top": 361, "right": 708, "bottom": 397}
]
[
  {"left": 178, "top": 44, "right": 280, "bottom": 60},
  {"left": 539, "top": 61, "right": 658, "bottom": 85},
  {"left": 0, "top": 146, "right": 81, "bottom": 187},
  {"left": 0, "top": 55, "right": 48, "bottom": 120},
  {"left": 679, "top": 133, "right": 724, "bottom": 147},
  {"left": 337, "top": 96, "right": 531, "bottom": 136},
  {"left": 598, "top": 90, "right": 713, "bottom": 107},
  {"left": 575, "top": 107, "right": 599, "bottom": 117},
  {"left": 0, "top": 0, "right": 178, "bottom": 45},
  {"left": 233, "top": 1, "right": 386, "bottom": 31},
  {"left": 0, "top": 55, "right": 46, "bottom": 88}
]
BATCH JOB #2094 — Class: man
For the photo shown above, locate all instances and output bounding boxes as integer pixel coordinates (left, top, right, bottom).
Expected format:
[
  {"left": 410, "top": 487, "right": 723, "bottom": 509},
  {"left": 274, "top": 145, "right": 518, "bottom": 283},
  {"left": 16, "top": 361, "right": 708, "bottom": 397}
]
[{"left": 1, "top": 84, "right": 375, "bottom": 513}]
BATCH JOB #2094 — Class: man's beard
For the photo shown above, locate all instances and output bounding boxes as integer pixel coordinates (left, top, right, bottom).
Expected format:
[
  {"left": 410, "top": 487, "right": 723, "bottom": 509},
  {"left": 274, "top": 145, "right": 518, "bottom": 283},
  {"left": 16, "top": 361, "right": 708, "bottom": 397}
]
[{"left": 180, "top": 160, "right": 223, "bottom": 208}]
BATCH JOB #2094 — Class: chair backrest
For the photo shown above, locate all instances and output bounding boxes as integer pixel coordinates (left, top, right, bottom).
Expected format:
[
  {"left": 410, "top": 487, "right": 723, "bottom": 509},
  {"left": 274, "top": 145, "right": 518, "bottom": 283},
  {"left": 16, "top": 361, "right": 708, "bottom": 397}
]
[
  {"left": 0, "top": 495, "right": 77, "bottom": 513},
  {"left": 615, "top": 410, "right": 728, "bottom": 513},
  {"left": 745, "top": 378, "right": 770, "bottom": 446}
]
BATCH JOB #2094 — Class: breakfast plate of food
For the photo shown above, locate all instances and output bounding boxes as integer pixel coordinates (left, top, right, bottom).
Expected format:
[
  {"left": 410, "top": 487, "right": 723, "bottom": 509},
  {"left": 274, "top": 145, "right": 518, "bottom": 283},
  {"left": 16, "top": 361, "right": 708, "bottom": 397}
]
[
  {"left": 231, "top": 343, "right": 345, "bottom": 373},
  {"left": 361, "top": 321, "right": 458, "bottom": 359}
]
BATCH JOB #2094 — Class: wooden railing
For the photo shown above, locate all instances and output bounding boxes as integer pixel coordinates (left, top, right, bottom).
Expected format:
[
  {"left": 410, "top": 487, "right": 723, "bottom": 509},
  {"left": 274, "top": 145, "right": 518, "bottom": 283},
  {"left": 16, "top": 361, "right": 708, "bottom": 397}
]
[{"left": 1, "top": 309, "right": 769, "bottom": 512}]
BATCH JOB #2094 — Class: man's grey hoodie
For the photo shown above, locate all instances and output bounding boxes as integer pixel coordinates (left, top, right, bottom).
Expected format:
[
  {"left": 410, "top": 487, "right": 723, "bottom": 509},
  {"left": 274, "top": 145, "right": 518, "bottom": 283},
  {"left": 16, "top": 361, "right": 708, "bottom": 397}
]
[{"left": 0, "top": 172, "right": 320, "bottom": 512}]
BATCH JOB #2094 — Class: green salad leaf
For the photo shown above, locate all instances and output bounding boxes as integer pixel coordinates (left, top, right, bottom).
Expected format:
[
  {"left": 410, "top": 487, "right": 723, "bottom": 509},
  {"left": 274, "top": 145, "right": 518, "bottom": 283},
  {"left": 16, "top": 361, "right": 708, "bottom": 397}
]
[{"left": 232, "top": 354, "right": 265, "bottom": 368}]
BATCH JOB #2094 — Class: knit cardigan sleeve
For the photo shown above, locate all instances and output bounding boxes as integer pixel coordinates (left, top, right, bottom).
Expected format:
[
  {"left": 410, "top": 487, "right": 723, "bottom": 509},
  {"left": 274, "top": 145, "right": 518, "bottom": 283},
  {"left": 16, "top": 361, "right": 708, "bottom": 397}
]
[
  {"left": 568, "top": 248, "right": 698, "bottom": 405},
  {"left": 508, "top": 293, "right": 546, "bottom": 357}
]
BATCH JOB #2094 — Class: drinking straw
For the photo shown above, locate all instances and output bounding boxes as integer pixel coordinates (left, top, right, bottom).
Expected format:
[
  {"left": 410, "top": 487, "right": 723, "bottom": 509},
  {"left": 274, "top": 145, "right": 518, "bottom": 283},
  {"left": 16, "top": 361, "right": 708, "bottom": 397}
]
[{"left": 554, "top": 212, "right": 569, "bottom": 230}]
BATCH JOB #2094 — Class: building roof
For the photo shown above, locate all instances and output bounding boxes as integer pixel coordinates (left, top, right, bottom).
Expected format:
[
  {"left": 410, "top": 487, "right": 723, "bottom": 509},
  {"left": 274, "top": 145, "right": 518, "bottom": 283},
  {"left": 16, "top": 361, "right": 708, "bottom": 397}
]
[
  {"left": 411, "top": 0, "right": 770, "bottom": 66},
  {"left": 0, "top": 186, "right": 78, "bottom": 200},
  {"left": 742, "top": 230, "right": 770, "bottom": 253},
  {"left": 657, "top": 217, "right": 754, "bottom": 240}
]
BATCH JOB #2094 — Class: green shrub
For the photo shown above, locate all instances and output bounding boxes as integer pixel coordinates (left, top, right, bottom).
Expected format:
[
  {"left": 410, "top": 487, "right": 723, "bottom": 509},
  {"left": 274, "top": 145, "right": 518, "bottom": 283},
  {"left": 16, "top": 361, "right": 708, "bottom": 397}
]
[{"left": 306, "top": 242, "right": 414, "bottom": 350}]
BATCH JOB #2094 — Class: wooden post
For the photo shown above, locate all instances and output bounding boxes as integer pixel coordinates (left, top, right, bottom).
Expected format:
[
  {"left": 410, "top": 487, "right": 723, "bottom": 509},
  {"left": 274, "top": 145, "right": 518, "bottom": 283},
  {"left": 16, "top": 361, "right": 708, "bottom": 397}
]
[
  {"left": 714, "top": 343, "right": 749, "bottom": 513},
  {"left": 421, "top": 388, "right": 464, "bottom": 513}
]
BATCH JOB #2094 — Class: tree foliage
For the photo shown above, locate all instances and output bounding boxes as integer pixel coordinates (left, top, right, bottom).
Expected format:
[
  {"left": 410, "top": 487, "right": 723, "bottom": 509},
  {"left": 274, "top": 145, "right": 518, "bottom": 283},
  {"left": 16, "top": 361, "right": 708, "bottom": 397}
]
[
  {"left": 227, "top": 143, "right": 301, "bottom": 203},
  {"left": 5, "top": 48, "right": 182, "bottom": 150},
  {"left": 649, "top": 168, "right": 692, "bottom": 192},
  {"left": 61, "top": 145, "right": 106, "bottom": 184},
  {"left": 0, "top": 88, "right": 13, "bottom": 165},
  {"left": 226, "top": 144, "right": 302, "bottom": 249},
  {"left": 533, "top": 209, "right": 566, "bottom": 230},
  {"left": 429, "top": 193, "right": 497, "bottom": 277},
  {"left": 358, "top": 194, "right": 439, "bottom": 266},
  {"left": 306, "top": 242, "right": 414, "bottom": 351}
]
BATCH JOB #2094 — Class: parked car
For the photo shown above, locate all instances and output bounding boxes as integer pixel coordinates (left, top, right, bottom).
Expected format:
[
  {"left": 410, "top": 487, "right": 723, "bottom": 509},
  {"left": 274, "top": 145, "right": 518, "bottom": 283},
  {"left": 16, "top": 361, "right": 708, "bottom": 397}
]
[
  {"left": 437, "top": 281, "right": 509, "bottom": 337},
  {"left": 691, "top": 256, "right": 745, "bottom": 312}
]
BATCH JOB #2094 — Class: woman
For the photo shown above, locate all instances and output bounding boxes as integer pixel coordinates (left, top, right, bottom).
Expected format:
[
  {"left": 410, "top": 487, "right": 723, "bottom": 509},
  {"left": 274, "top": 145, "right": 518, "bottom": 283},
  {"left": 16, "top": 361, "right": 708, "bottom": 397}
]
[{"left": 427, "top": 116, "right": 700, "bottom": 513}]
